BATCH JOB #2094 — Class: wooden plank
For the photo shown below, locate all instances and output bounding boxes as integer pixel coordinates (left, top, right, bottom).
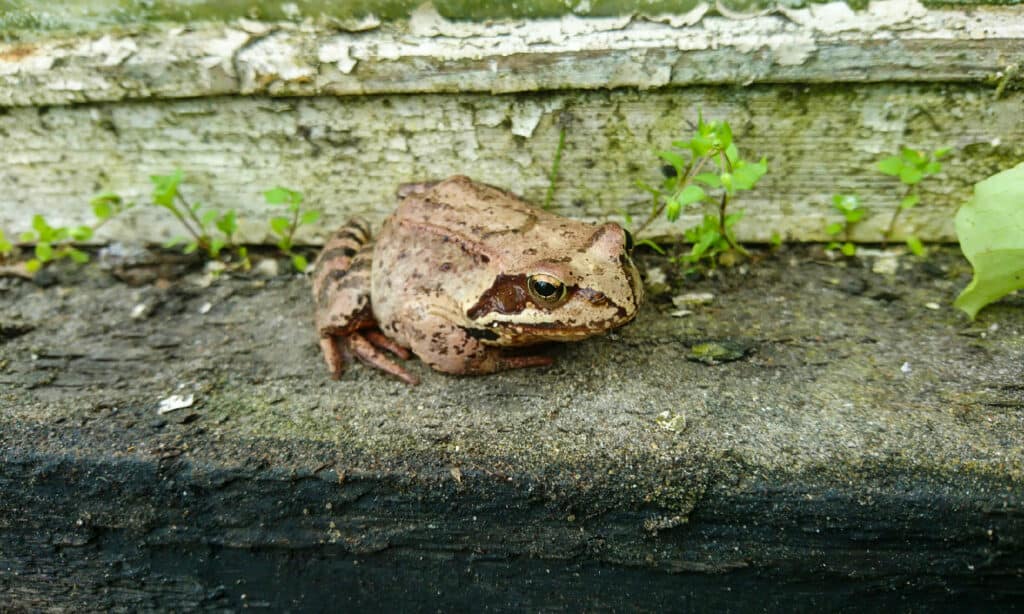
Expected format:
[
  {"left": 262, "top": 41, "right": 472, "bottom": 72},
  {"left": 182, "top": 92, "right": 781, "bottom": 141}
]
[
  {"left": 0, "top": 3, "right": 1021, "bottom": 107},
  {"left": 0, "top": 84, "right": 1019, "bottom": 244}
]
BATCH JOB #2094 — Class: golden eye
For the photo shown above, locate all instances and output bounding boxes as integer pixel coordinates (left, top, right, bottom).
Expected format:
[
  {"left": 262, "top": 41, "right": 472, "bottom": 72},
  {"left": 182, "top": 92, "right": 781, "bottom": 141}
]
[{"left": 527, "top": 274, "right": 566, "bottom": 305}]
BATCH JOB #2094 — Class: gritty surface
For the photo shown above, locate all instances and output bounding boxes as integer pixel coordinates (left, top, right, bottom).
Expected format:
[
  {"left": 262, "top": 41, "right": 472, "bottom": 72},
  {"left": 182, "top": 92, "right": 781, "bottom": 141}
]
[
  {"left": 1, "top": 246, "right": 1023, "bottom": 608},
  {"left": 2, "top": 246, "right": 1021, "bottom": 490}
]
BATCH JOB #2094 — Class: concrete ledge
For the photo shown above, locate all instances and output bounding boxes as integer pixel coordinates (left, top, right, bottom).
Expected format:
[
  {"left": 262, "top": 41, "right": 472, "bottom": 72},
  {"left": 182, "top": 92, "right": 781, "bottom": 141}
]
[{"left": 1, "top": 247, "right": 1022, "bottom": 608}]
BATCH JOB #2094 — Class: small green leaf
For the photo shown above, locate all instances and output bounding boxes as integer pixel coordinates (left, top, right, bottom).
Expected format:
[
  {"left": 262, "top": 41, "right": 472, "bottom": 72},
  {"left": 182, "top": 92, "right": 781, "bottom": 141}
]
[
  {"left": 200, "top": 209, "right": 219, "bottom": 227},
  {"left": 841, "top": 242, "right": 856, "bottom": 256},
  {"left": 677, "top": 184, "right": 706, "bottom": 206},
  {"left": 656, "top": 150, "right": 687, "bottom": 177},
  {"left": 150, "top": 170, "right": 183, "bottom": 207},
  {"left": 666, "top": 198, "right": 682, "bottom": 222},
  {"left": 635, "top": 238, "right": 665, "bottom": 254},
  {"left": 35, "top": 242, "right": 53, "bottom": 262},
  {"left": 26, "top": 259, "right": 41, "bottom": 273},
  {"left": 32, "top": 214, "right": 50, "bottom": 235},
  {"left": 877, "top": 156, "right": 903, "bottom": 176},
  {"left": 731, "top": 157, "right": 768, "bottom": 191},
  {"left": 924, "top": 161, "right": 942, "bottom": 175},
  {"left": 265, "top": 186, "right": 302, "bottom": 206},
  {"left": 724, "top": 210, "right": 744, "bottom": 227},
  {"left": 0, "top": 235, "right": 11, "bottom": 255},
  {"left": 92, "top": 202, "right": 112, "bottom": 220},
  {"left": 933, "top": 147, "right": 952, "bottom": 160},
  {"left": 900, "top": 194, "right": 920, "bottom": 209},
  {"left": 90, "top": 192, "right": 123, "bottom": 218},
  {"left": 689, "top": 134, "right": 714, "bottom": 157},
  {"left": 900, "top": 147, "right": 926, "bottom": 165},
  {"left": 277, "top": 237, "right": 292, "bottom": 252},
  {"left": 270, "top": 216, "right": 291, "bottom": 236},
  {"left": 215, "top": 210, "right": 237, "bottom": 236},
  {"left": 71, "top": 225, "right": 93, "bottom": 241},
  {"left": 826, "top": 222, "right": 844, "bottom": 236},
  {"left": 905, "top": 236, "right": 926, "bottom": 257},
  {"left": 20, "top": 231, "right": 36, "bottom": 242},
  {"left": 208, "top": 238, "right": 225, "bottom": 258},
  {"left": 300, "top": 210, "right": 321, "bottom": 225},
  {"left": 826, "top": 241, "right": 840, "bottom": 251},
  {"left": 770, "top": 232, "right": 782, "bottom": 247},
  {"left": 716, "top": 121, "right": 733, "bottom": 151},
  {"left": 635, "top": 179, "right": 661, "bottom": 197},
  {"left": 164, "top": 236, "right": 188, "bottom": 248},
  {"left": 693, "top": 173, "right": 722, "bottom": 188},
  {"left": 292, "top": 254, "right": 309, "bottom": 272},
  {"left": 183, "top": 241, "right": 199, "bottom": 255},
  {"left": 723, "top": 143, "right": 740, "bottom": 165},
  {"left": 899, "top": 166, "right": 924, "bottom": 185},
  {"left": 845, "top": 209, "right": 866, "bottom": 223},
  {"left": 68, "top": 248, "right": 90, "bottom": 264}
]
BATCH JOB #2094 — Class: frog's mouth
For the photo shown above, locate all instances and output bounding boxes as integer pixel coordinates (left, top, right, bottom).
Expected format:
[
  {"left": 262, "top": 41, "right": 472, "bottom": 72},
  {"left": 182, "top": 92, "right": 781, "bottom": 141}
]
[{"left": 485, "top": 308, "right": 639, "bottom": 345}]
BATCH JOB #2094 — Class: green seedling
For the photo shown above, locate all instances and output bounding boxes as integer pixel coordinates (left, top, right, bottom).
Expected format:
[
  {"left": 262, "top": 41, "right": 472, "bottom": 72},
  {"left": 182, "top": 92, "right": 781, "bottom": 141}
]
[
  {"left": 877, "top": 146, "right": 950, "bottom": 256},
  {"left": 152, "top": 170, "right": 249, "bottom": 268},
  {"left": 16, "top": 192, "right": 132, "bottom": 272},
  {"left": 634, "top": 115, "right": 767, "bottom": 269},
  {"left": 826, "top": 194, "right": 867, "bottom": 256},
  {"left": 264, "top": 186, "right": 321, "bottom": 272}
]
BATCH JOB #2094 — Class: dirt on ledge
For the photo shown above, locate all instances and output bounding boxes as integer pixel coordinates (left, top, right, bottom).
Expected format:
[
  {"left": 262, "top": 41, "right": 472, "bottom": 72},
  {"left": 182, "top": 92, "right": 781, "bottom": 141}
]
[{"left": 1, "top": 245, "right": 1022, "bottom": 610}]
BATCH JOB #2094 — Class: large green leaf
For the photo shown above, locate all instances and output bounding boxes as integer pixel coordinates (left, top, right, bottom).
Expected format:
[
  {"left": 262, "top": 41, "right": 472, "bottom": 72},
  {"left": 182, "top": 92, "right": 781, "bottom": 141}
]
[{"left": 954, "top": 161, "right": 1024, "bottom": 319}]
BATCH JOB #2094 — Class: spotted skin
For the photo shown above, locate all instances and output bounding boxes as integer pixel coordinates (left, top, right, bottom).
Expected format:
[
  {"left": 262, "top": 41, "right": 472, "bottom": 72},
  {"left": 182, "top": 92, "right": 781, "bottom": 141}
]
[{"left": 313, "top": 176, "right": 643, "bottom": 385}]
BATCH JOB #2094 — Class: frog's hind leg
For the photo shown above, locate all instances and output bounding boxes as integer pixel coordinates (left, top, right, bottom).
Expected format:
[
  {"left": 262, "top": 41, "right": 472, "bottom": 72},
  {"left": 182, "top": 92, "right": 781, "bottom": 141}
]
[
  {"left": 312, "top": 219, "right": 378, "bottom": 379},
  {"left": 348, "top": 333, "right": 420, "bottom": 385},
  {"left": 364, "top": 330, "right": 412, "bottom": 360}
]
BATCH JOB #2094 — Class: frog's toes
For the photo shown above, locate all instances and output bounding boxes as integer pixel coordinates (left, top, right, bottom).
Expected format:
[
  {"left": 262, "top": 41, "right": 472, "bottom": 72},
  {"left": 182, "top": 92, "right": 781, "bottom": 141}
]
[
  {"left": 347, "top": 333, "right": 420, "bottom": 386},
  {"left": 319, "top": 336, "right": 346, "bottom": 380},
  {"left": 364, "top": 330, "right": 413, "bottom": 360}
]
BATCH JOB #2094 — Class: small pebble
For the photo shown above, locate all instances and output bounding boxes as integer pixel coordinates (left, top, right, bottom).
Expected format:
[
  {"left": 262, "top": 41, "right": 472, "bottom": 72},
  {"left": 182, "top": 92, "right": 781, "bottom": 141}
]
[
  {"left": 255, "top": 258, "right": 280, "bottom": 278},
  {"left": 672, "top": 292, "right": 715, "bottom": 307}
]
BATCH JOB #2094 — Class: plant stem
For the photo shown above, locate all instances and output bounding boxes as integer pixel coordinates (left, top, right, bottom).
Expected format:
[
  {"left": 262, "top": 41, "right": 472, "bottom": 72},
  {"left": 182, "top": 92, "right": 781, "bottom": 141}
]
[
  {"left": 543, "top": 127, "right": 567, "bottom": 210},
  {"left": 717, "top": 192, "right": 748, "bottom": 256},
  {"left": 884, "top": 185, "right": 915, "bottom": 246},
  {"left": 635, "top": 153, "right": 714, "bottom": 233},
  {"left": 174, "top": 192, "right": 209, "bottom": 248}
]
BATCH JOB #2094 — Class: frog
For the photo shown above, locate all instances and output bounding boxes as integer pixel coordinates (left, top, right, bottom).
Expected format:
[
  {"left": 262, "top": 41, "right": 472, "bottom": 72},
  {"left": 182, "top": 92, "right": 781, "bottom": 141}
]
[{"left": 311, "top": 175, "right": 643, "bottom": 385}]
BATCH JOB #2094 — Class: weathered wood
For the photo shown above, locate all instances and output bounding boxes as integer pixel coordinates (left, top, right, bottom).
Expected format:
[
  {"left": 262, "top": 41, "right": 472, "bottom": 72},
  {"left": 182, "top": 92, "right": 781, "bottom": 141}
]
[
  {"left": 1, "top": 2, "right": 1021, "bottom": 244},
  {"left": 0, "top": 84, "right": 1019, "bottom": 244},
  {"left": 1, "top": 3, "right": 1021, "bottom": 106}
]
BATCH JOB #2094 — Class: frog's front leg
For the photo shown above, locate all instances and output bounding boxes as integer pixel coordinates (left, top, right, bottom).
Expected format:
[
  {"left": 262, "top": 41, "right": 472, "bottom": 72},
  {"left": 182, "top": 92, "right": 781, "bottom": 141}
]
[{"left": 400, "top": 310, "right": 553, "bottom": 375}]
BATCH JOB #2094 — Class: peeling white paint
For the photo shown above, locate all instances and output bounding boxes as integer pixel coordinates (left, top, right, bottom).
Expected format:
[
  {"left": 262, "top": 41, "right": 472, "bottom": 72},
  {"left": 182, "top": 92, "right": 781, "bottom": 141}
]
[
  {"left": 85, "top": 35, "right": 137, "bottom": 67},
  {"left": 780, "top": 0, "right": 928, "bottom": 35},
  {"left": 319, "top": 37, "right": 358, "bottom": 74},
  {"left": 236, "top": 31, "right": 316, "bottom": 90},
  {"left": 1, "top": 2, "right": 1022, "bottom": 106}
]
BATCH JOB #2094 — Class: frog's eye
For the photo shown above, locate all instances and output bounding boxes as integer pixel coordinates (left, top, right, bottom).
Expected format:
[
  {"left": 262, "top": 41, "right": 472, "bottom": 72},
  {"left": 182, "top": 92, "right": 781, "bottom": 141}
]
[
  {"left": 623, "top": 228, "right": 634, "bottom": 252},
  {"left": 527, "top": 274, "right": 567, "bottom": 305}
]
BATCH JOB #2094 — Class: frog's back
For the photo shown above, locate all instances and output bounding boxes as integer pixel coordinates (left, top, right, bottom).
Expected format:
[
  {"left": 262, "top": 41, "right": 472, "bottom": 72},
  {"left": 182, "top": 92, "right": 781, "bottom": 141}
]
[{"left": 394, "top": 175, "right": 559, "bottom": 240}]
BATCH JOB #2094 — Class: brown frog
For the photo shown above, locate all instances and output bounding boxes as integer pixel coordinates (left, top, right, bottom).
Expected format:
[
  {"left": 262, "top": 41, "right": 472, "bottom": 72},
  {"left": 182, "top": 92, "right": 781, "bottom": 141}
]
[{"left": 311, "top": 175, "right": 643, "bottom": 385}]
